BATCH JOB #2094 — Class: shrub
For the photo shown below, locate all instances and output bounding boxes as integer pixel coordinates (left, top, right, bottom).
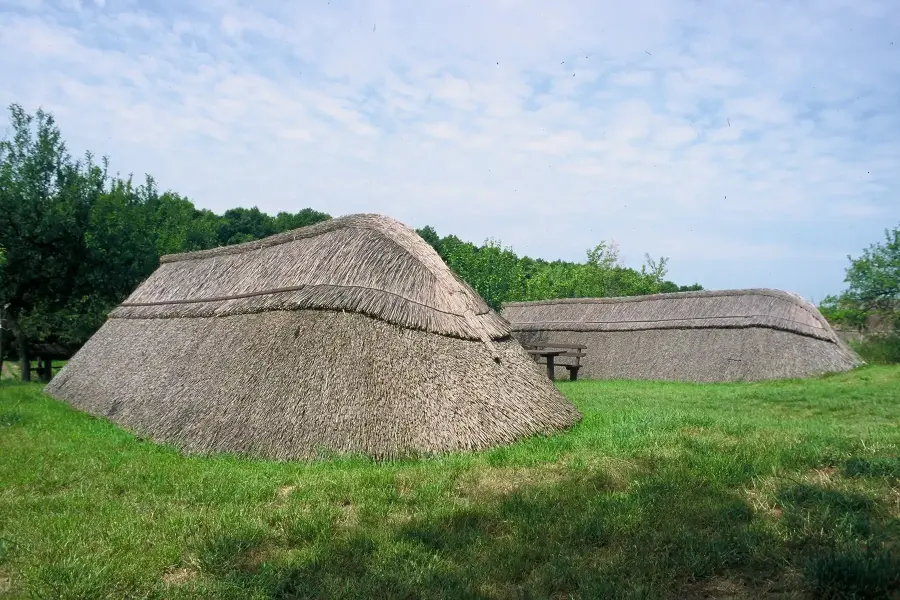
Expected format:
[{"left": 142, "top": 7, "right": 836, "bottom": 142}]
[{"left": 851, "top": 335, "right": 900, "bottom": 365}]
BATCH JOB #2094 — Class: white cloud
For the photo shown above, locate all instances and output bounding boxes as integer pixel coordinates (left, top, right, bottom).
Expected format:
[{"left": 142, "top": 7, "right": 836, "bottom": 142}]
[{"left": 0, "top": 0, "right": 897, "bottom": 301}]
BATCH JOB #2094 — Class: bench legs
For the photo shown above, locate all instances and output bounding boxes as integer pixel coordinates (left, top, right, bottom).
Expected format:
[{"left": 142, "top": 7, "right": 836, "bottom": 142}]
[{"left": 539, "top": 361, "right": 583, "bottom": 382}]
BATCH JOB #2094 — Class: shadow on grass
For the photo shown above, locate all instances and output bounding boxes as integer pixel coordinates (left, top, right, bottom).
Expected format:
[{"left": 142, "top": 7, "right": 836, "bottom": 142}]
[
  {"left": 843, "top": 457, "right": 900, "bottom": 480},
  {"left": 774, "top": 482, "right": 900, "bottom": 599},
  {"left": 184, "top": 467, "right": 783, "bottom": 600},
  {"left": 13, "top": 469, "right": 900, "bottom": 599}
]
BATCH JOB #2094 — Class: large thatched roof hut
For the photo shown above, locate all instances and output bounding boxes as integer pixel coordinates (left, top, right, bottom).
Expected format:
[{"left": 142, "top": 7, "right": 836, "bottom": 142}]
[
  {"left": 502, "top": 289, "right": 862, "bottom": 382},
  {"left": 47, "top": 214, "right": 580, "bottom": 460}
]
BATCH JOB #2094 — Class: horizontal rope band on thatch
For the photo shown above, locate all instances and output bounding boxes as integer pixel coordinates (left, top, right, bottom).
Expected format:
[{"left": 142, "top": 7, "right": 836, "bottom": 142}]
[
  {"left": 509, "top": 317, "right": 835, "bottom": 343},
  {"left": 119, "top": 214, "right": 508, "bottom": 341},
  {"left": 113, "top": 285, "right": 510, "bottom": 341}
]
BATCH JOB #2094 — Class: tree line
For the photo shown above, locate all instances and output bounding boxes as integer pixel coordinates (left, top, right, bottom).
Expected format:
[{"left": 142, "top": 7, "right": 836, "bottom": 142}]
[{"left": 0, "top": 104, "right": 701, "bottom": 380}]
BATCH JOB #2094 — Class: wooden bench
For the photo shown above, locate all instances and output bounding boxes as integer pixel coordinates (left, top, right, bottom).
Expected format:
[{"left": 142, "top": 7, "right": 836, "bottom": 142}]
[{"left": 523, "top": 343, "right": 588, "bottom": 381}]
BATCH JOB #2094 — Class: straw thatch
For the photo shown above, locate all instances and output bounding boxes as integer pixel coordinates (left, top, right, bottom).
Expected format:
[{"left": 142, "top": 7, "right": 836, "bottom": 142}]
[
  {"left": 502, "top": 289, "right": 863, "bottom": 382},
  {"left": 46, "top": 214, "right": 580, "bottom": 460}
]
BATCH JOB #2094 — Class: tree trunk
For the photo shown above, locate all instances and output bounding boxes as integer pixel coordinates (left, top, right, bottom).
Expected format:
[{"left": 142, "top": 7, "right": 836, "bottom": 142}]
[{"left": 18, "top": 336, "right": 30, "bottom": 382}]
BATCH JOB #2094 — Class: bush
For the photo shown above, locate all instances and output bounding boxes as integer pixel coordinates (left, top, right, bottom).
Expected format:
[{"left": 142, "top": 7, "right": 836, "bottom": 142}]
[{"left": 851, "top": 335, "right": 900, "bottom": 365}]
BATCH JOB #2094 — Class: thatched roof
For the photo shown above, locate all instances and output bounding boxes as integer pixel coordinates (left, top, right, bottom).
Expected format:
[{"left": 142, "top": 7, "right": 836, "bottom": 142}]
[
  {"left": 503, "top": 289, "right": 841, "bottom": 342},
  {"left": 114, "top": 213, "right": 509, "bottom": 343},
  {"left": 502, "top": 289, "right": 862, "bottom": 382},
  {"left": 46, "top": 214, "right": 580, "bottom": 460}
]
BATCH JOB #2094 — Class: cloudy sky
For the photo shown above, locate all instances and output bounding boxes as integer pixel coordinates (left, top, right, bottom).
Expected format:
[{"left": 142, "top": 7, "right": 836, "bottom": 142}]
[{"left": 1, "top": 0, "right": 898, "bottom": 302}]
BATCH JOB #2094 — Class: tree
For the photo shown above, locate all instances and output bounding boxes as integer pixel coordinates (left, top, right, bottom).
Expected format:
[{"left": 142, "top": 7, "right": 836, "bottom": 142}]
[
  {"left": 416, "top": 225, "right": 442, "bottom": 254},
  {"left": 273, "top": 208, "right": 330, "bottom": 233},
  {"left": 845, "top": 225, "right": 900, "bottom": 319},
  {"left": 824, "top": 224, "right": 900, "bottom": 332},
  {"left": 149, "top": 190, "right": 219, "bottom": 255},
  {"left": 0, "top": 104, "right": 105, "bottom": 380},
  {"left": 0, "top": 246, "right": 6, "bottom": 370},
  {"left": 217, "top": 207, "right": 276, "bottom": 245},
  {"left": 442, "top": 238, "right": 524, "bottom": 310}
]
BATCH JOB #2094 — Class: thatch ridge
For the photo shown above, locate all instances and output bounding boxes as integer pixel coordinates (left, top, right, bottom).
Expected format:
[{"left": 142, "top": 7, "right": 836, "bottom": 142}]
[{"left": 113, "top": 214, "right": 509, "bottom": 342}]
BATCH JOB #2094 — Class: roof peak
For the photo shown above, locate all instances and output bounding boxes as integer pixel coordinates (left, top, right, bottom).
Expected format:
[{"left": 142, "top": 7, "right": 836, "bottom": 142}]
[
  {"left": 160, "top": 213, "right": 405, "bottom": 264},
  {"left": 116, "top": 213, "right": 510, "bottom": 342}
]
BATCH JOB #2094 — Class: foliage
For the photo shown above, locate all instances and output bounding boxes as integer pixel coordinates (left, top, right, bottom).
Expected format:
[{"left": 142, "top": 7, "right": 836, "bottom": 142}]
[
  {"left": 0, "top": 104, "right": 332, "bottom": 360},
  {"left": 1, "top": 366, "right": 899, "bottom": 598},
  {"left": 418, "top": 227, "right": 703, "bottom": 311},
  {"left": 850, "top": 334, "right": 900, "bottom": 365},
  {"left": 821, "top": 224, "right": 900, "bottom": 336},
  {"left": 845, "top": 225, "right": 900, "bottom": 314},
  {"left": 818, "top": 294, "right": 869, "bottom": 330},
  {"left": 0, "top": 105, "right": 107, "bottom": 350}
]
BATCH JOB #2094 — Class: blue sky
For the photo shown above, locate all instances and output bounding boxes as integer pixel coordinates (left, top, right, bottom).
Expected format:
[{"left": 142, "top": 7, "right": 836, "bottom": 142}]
[{"left": 1, "top": 0, "right": 898, "bottom": 302}]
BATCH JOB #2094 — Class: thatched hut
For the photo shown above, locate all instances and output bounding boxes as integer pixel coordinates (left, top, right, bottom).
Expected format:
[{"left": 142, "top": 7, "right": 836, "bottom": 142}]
[
  {"left": 46, "top": 214, "right": 580, "bottom": 460},
  {"left": 502, "top": 289, "right": 862, "bottom": 382}
]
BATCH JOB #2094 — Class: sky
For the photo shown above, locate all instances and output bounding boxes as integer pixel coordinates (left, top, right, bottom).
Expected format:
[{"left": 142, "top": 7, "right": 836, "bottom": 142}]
[{"left": 1, "top": 0, "right": 898, "bottom": 303}]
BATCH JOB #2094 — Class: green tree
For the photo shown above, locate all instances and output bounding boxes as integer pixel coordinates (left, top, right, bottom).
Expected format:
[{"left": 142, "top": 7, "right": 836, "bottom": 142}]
[
  {"left": 149, "top": 190, "right": 219, "bottom": 255},
  {"left": 0, "top": 104, "right": 105, "bottom": 380},
  {"left": 443, "top": 238, "right": 524, "bottom": 310},
  {"left": 818, "top": 294, "right": 868, "bottom": 330},
  {"left": 218, "top": 207, "right": 276, "bottom": 245},
  {"left": 416, "top": 225, "right": 442, "bottom": 254},
  {"left": 273, "top": 208, "right": 331, "bottom": 233},
  {"left": 844, "top": 225, "right": 900, "bottom": 328}
]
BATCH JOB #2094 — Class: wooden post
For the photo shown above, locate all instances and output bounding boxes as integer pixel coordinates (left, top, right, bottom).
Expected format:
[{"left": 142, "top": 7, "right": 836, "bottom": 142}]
[
  {"left": 546, "top": 354, "right": 555, "bottom": 381},
  {"left": 38, "top": 357, "right": 53, "bottom": 383}
]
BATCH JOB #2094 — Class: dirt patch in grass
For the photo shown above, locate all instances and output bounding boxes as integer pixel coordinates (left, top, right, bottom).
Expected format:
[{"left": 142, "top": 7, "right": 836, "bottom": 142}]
[
  {"left": 335, "top": 499, "right": 358, "bottom": 529},
  {"left": 680, "top": 576, "right": 754, "bottom": 599},
  {"left": 276, "top": 485, "right": 296, "bottom": 500},
  {"left": 162, "top": 566, "right": 197, "bottom": 586},
  {"left": 456, "top": 458, "right": 642, "bottom": 504},
  {"left": 393, "top": 472, "right": 416, "bottom": 498},
  {"left": 680, "top": 426, "right": 743, "bottom": 449},
  {"left": 456, "top": 464, "right": 567, "bottom": 499},
  {"left": 238, "top": 543, "right": 278, "bottom": 572},
  {"left": 678, "top": 571, "right": 805, "bottom": 599},
  {"left": 808, "top": 466, "right": 838, "bottom": 484}
]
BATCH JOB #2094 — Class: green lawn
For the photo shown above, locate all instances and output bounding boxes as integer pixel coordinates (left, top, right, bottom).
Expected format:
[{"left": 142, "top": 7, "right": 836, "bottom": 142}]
[{"left": 1, "top": 368, "right": 899, "bottom": 599}]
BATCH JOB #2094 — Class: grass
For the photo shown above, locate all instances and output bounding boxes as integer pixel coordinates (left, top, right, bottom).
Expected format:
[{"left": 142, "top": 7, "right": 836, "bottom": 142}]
[{"left": 1, "top": 367, "right": 899, "bottom": 599}]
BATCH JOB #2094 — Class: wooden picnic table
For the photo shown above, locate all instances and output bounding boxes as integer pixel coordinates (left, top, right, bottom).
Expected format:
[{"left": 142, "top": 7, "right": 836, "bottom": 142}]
[
  {"left": 524, "top": 343, "right": 588, "bottom": 381},
  {"left": 526, "top": 349, "right": 567, "bottom": 381}
]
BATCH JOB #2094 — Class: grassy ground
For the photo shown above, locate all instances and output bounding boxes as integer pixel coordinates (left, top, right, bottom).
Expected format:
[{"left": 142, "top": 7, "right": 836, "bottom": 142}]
[{"left": 1, "top": 368, "right": 899, "bottom": 599}]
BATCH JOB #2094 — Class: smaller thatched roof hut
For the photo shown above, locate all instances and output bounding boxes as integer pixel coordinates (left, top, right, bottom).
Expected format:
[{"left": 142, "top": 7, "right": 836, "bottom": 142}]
[
  {"left": 47, "top": 214, "right": 580, "bottom": 460},
  {"left": 502, "top": 289, "right": 862, "bottom": 382}
]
